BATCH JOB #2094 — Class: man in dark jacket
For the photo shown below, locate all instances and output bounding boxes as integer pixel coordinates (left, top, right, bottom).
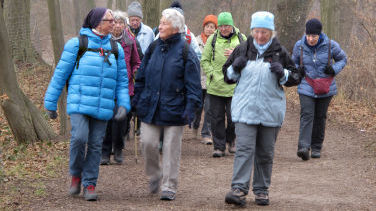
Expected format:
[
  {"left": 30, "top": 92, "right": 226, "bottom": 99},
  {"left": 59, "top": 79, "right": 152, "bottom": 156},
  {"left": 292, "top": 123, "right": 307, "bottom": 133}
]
[{"left": 132, "top": 8, "right": 201, "bottom": 201}]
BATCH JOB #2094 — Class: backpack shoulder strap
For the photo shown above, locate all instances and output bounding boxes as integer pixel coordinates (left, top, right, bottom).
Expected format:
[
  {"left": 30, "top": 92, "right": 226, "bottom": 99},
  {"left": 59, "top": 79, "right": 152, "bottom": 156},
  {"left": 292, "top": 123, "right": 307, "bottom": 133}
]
[
  {"left": 183, "top": 41, "right": 189, "bottom": 65},
  {"left": 110, "top": 39, "right": 119, "bottom": 60},
  {"left": 328, "top": 39, "right": 331, "bottom": 66},
  {"left": 211, "top": 31, "right": 218, "bottom": 61},
  {"left": 185, "top": 27, "right": 192, "bottom": 44},
  {"left": 75, "top": 35, "right": 88, "bottom": 69},
  {"left": 237, "top": 32, "right": 244, "bottom": 43}
]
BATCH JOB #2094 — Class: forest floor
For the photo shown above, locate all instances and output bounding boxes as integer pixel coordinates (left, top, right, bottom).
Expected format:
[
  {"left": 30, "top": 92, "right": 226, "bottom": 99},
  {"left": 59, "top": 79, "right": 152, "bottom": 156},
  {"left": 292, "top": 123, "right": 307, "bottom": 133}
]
[{"left": 1, "top": 64, "right": 376, "bottom": 210}]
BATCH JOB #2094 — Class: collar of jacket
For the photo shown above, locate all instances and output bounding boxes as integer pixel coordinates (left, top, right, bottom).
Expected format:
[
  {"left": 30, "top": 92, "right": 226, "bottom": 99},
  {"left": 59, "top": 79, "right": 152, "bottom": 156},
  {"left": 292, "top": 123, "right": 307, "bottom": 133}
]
[
  {"left": 159, "top": 33, "right": 182, "bottom": 51},
  {"left": 246, "top": 37, "right": 282, "bottom": 59}
]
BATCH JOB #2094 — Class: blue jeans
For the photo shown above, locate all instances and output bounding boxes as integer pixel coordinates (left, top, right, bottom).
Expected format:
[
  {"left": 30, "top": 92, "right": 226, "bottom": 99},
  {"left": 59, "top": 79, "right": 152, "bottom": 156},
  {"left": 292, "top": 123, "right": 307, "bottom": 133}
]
[
  {"left": 298, "top": 94, "right": 332, "bottom": 152},
  {"left": 69, "top": 114, "right": 107, "bottom": 187},
  {"left": 231, "top": 123, "right": 279, "bottom": 195}
]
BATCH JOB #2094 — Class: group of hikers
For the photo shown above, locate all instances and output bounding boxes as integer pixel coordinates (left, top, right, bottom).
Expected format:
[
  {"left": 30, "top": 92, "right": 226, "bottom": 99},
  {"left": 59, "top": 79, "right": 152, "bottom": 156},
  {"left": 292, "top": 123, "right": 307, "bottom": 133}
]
[{"left": 43, "top": 0, "right": 347, "bottom": 207}]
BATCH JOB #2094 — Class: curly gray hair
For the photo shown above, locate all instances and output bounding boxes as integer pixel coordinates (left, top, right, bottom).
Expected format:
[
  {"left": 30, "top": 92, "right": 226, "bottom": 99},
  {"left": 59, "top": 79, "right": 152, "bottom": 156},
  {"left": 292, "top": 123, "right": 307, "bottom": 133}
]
[{"left": 161, "top": 8, "right": 185, "bottom": 33}]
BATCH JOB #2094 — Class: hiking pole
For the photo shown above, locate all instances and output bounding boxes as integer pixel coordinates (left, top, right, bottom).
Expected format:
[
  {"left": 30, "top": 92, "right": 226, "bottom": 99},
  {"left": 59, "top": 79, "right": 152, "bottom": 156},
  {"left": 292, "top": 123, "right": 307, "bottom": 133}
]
[{"left": 134, "top": 116, "right": 138, "bottom": 163}]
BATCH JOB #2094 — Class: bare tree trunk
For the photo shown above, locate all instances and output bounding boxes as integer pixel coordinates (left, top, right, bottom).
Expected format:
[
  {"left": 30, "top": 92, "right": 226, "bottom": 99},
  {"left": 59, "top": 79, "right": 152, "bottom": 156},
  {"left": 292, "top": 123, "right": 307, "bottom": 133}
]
[
  {"left": 107, "top": 0, "right": 113, "bottom": 9},
  {"left": 159, "top": 0, "right": 172, "bottom": 13},
  {"left": 73, "top": 0, "right": 96, "bottom": 34},
  {"left": 3, "top": 0, "right": 42, "bottom": 63},
  {"left": 320, "top": 0, "right": 356, "bottom": 51},
  {"left": 116, "top": 0, "right": 127, "bottom": 11},
  {"left": 0, "top": 7, "right": 56, "bottom": 144},
  {"left": 142, "top": 0, "right": 160, "bottom": 28},
  {"left": 47, "top": 0, "right": 69, "bottom": 137}
]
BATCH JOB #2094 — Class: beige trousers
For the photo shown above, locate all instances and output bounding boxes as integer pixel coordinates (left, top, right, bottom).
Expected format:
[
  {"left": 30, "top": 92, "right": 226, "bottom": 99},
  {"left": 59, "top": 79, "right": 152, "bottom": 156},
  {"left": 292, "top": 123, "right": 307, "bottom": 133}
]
[{"left": 141, "top": 122, "right": 184, "bottom": 193}]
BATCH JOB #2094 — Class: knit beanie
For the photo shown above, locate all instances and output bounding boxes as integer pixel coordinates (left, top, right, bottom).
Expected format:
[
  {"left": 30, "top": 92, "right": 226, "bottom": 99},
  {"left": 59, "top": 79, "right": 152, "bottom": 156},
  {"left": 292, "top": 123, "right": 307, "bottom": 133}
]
[
  {"left": 305, "top": 18, "right": 322, "bottom": 35},
  {"left": 82, "top": 7, "right": 107, "bottom": 29},
  {"left": 250, "top": 11, "right": 274, "bottom": 31},
  {"left": 127, "top": 1, "right": 143, "bottom": 19},
  {"left": 218, "top": 12, "right": 234, "bottom": 26},
  {"left": 170, "top": 1, "right": 184, "bottom": 16},
  {"left": 203, "top": 14, "right": 218, "bottom": 29}
]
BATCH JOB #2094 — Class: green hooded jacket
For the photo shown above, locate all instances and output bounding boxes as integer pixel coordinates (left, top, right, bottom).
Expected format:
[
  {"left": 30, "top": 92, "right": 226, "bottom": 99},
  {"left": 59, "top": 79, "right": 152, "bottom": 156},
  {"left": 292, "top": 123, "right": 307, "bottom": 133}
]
[{"left": 201, "top": 27, "right": 246, "bottom": 97}]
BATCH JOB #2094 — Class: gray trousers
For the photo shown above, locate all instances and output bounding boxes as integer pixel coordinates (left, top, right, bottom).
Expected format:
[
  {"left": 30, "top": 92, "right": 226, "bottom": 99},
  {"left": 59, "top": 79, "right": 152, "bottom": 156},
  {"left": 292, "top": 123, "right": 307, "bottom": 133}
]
[
  {"left": 231, "top": 123, "right": 279, "bottom": 195},
  {"left": 298, "top": 94, "right": 332, "bottom": 152},
  {"left": 141, "top": 123, "right": 184, "bottom": 193}
]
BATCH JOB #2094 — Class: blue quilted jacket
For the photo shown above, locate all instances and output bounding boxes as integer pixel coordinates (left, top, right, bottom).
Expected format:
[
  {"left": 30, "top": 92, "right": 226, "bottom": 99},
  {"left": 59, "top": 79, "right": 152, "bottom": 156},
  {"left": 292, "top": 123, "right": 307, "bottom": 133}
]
[
  {"left": 292, "top": 33, "right": 347, "bottom": 98},
  {"left": 44, "top": 28, "right": 131, "bottom": 120}
]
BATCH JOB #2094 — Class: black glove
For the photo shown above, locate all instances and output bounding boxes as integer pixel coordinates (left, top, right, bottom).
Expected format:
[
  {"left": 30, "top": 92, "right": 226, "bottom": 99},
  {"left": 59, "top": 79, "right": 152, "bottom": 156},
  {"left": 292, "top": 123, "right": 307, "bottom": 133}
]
[
  {"left": 324, "top": 65, "right": 335, "bottom": 76},
  {"left": 114, "top": 106, "right": 127, "bottom": 121},
  {"left": 232, "top": 56, "right": 248, "bottom": 73},
  {"left": 270, "top": 62, "right": 284, "bottom": 79},
  {"left": 47, "top": 110, "right": 57, "bottom": 119},
  {"left": 298, "top": 66, "right": 306, "bottom": 77}
]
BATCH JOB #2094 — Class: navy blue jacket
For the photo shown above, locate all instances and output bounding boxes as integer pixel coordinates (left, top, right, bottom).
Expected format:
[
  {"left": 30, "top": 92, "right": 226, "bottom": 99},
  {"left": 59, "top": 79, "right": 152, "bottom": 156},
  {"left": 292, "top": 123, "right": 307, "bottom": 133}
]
[{"left": 133, "top": 33, "right": 202, "bottom": 126}]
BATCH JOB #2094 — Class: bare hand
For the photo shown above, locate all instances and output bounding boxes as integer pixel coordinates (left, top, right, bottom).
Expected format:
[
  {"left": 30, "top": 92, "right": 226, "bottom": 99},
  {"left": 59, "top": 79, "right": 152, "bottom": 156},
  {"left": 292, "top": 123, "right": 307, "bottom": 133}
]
[{"left": 224, "top": 48, "right": 234, "bottom": 58}]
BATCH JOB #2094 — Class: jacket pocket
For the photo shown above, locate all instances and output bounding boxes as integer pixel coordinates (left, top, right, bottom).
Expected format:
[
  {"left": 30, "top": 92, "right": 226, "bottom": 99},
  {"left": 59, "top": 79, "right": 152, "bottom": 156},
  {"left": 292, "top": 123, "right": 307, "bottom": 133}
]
[
  {"left": 159, "top": 94, "right": 185, "bottom": 121},
  {"left": 136, "top": 92, "right": 150, "bottom": 118}
]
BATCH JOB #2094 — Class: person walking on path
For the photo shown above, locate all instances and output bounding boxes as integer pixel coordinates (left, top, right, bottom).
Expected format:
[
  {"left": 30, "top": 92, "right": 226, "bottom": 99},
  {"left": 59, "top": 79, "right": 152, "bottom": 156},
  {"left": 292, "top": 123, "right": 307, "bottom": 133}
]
[
  {"left": 101, "top": 10, "right": 141, "bottom": 165},
  {"left": 292, "top": 18, "right": 347, "bottom": 160},
  {"left": 193, "top": 14, "right": 217, "bottom": 144},
  {"left": 222, "top": 11, "right": 303, "bottom": 206},
  {"left": 127, "top": 1, "right": 155, "bottom": 55},
  {"left": 132, "top": 8, "right": 201, "bottom": 201},
  {"left": 201, "top": 12, "right": 246, "bottom": 157},
  {"left": 44, "top": 8, "right": 130, "bottom": 201}
]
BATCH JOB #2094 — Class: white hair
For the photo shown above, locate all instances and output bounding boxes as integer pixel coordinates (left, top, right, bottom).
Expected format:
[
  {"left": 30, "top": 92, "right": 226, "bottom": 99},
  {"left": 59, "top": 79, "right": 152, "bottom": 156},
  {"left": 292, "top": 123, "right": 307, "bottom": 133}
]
[
  {"left": 112, "top": 10, "right": 127, "bottom": 23},
  {"left": 161, "top": 8, "right": 185, "bottom": 33}
]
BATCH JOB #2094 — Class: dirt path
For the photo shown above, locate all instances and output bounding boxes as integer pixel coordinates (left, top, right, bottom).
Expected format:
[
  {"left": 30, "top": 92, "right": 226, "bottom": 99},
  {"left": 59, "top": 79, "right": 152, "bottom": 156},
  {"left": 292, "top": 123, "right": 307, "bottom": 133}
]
[{"left": 29, "top": 108, "right": 376, "bottom": 211}]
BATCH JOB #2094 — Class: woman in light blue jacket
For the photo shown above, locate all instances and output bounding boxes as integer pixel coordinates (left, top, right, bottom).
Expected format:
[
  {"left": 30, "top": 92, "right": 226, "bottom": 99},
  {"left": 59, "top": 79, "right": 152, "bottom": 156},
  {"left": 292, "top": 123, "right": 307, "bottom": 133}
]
[
  {"left": 44, "top": 8, "right": 130, "bottom": 201},
  {"left": 223, "top": 11, "right": 302, "bottom": 207},
  {"left": 292, "top": 18, "right": 347, "bottom": 161}
]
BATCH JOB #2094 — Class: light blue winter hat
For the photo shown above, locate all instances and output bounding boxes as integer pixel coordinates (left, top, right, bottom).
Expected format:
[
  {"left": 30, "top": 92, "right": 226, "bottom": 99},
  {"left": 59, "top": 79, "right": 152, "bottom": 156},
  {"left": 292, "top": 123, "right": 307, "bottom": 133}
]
[{"left": 250, "top": 11, "right": 275, "bottom": 31}]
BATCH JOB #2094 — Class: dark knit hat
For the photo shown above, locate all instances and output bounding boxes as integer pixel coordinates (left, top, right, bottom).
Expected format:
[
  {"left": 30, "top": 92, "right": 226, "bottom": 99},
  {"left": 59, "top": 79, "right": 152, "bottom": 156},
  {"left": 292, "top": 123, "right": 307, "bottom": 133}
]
[
  {"left": 170, "top": 1, "right": 184, "bottom": 15},
  {"left": 305, "top": 18, "right": 322, "bottom": 35},
  {"left": 82, "top": 7, "right": 107, "bottom": 29},
  {"left": 128, "top": 1, "right": 143, "bottom": 18}
]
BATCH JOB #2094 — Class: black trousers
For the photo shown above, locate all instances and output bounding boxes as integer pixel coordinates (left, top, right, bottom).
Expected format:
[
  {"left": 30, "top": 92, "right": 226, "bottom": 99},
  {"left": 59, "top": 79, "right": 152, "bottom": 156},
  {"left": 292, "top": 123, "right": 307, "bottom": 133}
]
[{"left": 207, "top": 94, "right": 235, "bottom": 151}]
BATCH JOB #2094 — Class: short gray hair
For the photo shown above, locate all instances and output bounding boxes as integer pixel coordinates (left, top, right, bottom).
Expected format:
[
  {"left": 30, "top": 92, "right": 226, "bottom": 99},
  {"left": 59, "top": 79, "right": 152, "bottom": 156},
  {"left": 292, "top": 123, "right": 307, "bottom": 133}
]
[
  {"left": 161, "top": 8, "right": 185, "bottom": 33},
  {"left": 112, "top": 10, "right": 127, "bottom": 23}
]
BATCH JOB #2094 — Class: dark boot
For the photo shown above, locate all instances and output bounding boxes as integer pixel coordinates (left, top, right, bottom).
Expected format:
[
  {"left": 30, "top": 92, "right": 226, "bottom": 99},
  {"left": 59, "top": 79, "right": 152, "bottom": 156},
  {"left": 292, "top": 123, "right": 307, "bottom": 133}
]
[
  {"left": 225, "top": 188, "right": 246, "bottom": 206},
  {"left": 100, "top": 154, "right": 110, "bottom": 165},
  {"left": 297, "top": 148, "right": 310, "bottom": 161},
  {"left": 311, "top": 150, "right": 321, "bottom": 158},
  {"left": 114, "top": 149, "right": 123, "bottom": 164},
  {"left": 255, "top": 193, "right": 269, "bottom": 206}
]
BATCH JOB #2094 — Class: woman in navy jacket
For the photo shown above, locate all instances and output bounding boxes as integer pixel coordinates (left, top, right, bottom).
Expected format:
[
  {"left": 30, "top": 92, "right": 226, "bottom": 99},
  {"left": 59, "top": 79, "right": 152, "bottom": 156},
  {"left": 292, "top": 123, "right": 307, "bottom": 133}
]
[
  {"left": 292, "top": 18, "right": 347, "bottom": 160},
  {"left": 133, "top": 8, "right": 201, "bottom": 201}
]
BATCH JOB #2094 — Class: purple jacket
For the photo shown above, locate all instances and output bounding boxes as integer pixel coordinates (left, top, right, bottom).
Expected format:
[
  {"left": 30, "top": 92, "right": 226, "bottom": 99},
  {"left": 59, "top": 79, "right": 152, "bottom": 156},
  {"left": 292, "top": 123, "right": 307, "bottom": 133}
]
[{"left": 113, "top": 28, "right": 141, "bottom": 96}]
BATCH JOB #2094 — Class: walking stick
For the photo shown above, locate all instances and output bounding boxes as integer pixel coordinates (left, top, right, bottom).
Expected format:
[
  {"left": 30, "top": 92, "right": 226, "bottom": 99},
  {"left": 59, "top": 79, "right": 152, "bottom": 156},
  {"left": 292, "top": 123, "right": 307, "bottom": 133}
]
[{"left": 134, "top": 116, "right": 138, "bottom": 163}]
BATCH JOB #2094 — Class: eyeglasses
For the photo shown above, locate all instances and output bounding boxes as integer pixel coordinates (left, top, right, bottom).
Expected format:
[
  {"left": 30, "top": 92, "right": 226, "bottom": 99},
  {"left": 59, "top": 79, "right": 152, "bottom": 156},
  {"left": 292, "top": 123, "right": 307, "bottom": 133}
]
[{"left": 102, "top": 19, "right": 115, "bottom": 23}]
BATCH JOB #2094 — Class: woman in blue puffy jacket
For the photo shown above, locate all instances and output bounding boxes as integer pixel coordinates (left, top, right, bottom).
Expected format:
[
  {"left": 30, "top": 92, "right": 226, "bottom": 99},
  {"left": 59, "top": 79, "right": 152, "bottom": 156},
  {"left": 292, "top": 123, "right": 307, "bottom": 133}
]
[
  {"left": 44, "top": 8, "right": 130, "bottom": 201},
  {"left": 132, "top": 8, "right": 201, "bottom": 201},
  {"left": 292, "top": 18, "right": 347, "bottom": 161}
]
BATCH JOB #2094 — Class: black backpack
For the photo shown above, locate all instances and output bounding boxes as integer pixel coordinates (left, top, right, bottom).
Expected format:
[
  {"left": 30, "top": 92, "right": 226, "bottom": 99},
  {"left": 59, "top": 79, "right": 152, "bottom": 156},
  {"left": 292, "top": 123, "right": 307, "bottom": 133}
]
[
  {"left": 75, "top": 35, "right": 118, "bottom": 69},
  {"left": 211, "top": 30, "right": 244, "bottom": 61},
  {"left": 65, "top": 35, "right": 119, "bottom": 90}
]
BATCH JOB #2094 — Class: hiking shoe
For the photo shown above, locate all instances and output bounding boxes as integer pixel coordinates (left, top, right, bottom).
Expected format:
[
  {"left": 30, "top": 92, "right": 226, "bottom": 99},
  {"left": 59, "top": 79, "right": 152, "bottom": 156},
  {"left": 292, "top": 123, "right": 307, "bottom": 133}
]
[
  {"left": 114, "top": 149, "right": 123, "bottom": 164},
  {"left": 100, "top": 155, "right": 110, "bottom": 165},
  {"left": 201, "top": 137, "right": 213, "bottom": 145},
  {"left": 225, "top": 188, "right": 246, "bottom": 207},
  {"left": 311, "top": 151, "right": 321, "bottom": 158},
  {"left": 212, "top": 150, "right": 225, "bottom": 157},
  {"left": 149, "top": 177, "right": 161, "bottom": 194},
  {"left": 228, "top": 142, "right": 236, "bottom": 154},
  {"left": 83, "top": 185, "right": 98, "bottom": 201},
  {"left": 160, "top": 191, "right": 176, "bottom": 201},
  {"left": 255, "top": 193, "right": 269, "bottom": 206},
  {"left": 69, "top": 176, "right": 81, "bottom": 196},
  {"left": 297, "top": 148, "right": 310, "bottom": 161}
]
